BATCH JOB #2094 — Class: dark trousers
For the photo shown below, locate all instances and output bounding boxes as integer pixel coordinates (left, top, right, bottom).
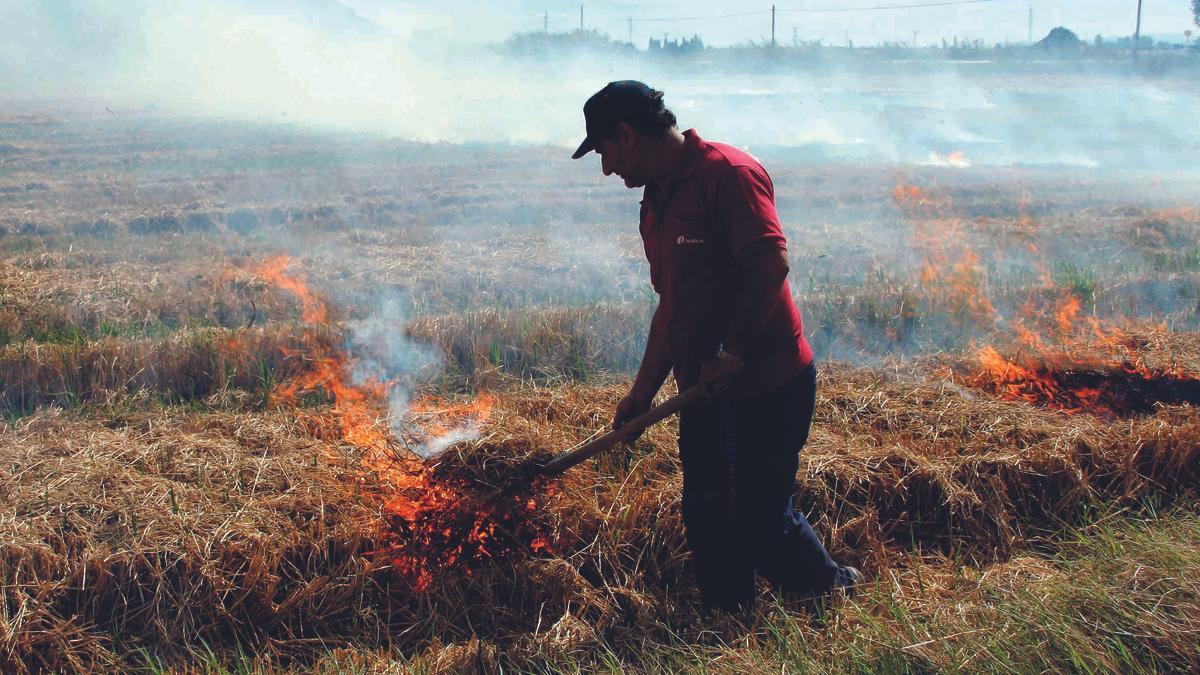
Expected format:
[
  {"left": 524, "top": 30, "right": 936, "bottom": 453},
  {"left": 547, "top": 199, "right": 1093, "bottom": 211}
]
[{"left": 678, "top": 365, "right": 840, "bottom": 611}]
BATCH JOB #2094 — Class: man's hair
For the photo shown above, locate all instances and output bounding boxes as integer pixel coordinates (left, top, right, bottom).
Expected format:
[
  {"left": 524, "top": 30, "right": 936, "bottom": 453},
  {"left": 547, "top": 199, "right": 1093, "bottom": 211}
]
[{"left": 601, "top": 88, "right": 677, "bottom": 141}]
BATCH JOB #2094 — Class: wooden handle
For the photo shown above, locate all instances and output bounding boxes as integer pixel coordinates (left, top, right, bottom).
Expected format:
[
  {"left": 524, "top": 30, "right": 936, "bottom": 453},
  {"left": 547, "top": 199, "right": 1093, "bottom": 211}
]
[{"left": 538, "top": 385, "right": 706, "bottom": 477}]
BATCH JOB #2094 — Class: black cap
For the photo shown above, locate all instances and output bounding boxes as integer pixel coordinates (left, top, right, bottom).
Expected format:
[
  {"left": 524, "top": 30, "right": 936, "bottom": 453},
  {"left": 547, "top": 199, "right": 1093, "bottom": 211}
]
[{"left": 571, "top": 80, "right": 662, "bottom": 159}]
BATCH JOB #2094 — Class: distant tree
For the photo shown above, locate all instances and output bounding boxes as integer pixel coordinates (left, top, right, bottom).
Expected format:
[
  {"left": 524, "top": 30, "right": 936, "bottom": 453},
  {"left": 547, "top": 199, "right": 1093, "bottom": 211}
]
[
  {"left": 1094, "top": 34, "right": 1104, "bottom": 46},
  {"left": 502, "top": 28, "right": 635, "bottom": 58},
  {"left": 1194, "top": 0, "right": 1200, "bottom": 28}
]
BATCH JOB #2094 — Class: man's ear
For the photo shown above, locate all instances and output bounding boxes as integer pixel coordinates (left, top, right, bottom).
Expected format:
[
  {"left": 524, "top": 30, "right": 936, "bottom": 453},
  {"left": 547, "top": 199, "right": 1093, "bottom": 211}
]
[{"left": 614, "top": 122, "right": 636, "bottom": 148}]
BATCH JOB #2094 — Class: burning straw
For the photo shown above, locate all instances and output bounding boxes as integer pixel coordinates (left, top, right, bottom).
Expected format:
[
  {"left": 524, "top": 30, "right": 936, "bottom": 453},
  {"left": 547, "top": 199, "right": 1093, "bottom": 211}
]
[
  {"left": 894, "top": 177, "right": 1200, "bottom": 418},
  {"left": 248, "top": 255, "right": 553, "bottom": 591}
]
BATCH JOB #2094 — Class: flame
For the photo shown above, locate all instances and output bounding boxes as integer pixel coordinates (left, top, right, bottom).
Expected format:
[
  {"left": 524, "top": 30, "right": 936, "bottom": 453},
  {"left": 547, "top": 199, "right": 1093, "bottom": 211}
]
[
  {"left": 244, "top": 255, "right": 550, "bottom": 591},
  {"left": 1148, "top": 206, "right": 1199, "bottom": 222},
  {"left": 892, "top": 182, "right": 928, "bottom": 206},
  {"left": 1013, "top": 322, "right": 1043, "bottom": 350},
  {"left": 255, "top": 255, "right": 328, "bottom": 324},
  {"left": 894, "top": 178, "right": 996, "bottom": 329},
  {"left": 973, "top": 345, "right": 1102, "bottom": 414},
  {"left": 406, "top": 394, "right": 495, "bottom": 442},
  {"left": 972, "top": 339, "right": 1200, "bottom": 418},
  {"left": 919, "top": 150, "right": 970, "bottom": 168},
  {"left": 1055, "top": 295, "right": 1082, "bottom": 334},
  {"left": 893, "top": 184, "right": 1199, "bottom": 416},
  {"left": 971, "top": 304, "right": 1200, "bottom": 417}
]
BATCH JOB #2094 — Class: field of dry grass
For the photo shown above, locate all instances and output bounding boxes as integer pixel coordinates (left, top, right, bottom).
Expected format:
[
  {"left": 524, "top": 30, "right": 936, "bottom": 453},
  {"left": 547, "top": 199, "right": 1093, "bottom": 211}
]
[{"left": 1, "top": 108, "right": 1199, "bottom": 672}]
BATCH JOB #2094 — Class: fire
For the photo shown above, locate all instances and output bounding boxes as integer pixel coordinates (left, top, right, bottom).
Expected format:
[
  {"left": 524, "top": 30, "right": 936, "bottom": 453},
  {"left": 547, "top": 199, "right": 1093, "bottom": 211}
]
[
  {"left": 255, "top": 255, "right": 328, "bottom": 324},
  {"left": 406, "top": 394, "right": 495, "bottom": 445},
  {"left": 893, "top": 181, "right": 1200, "bottom": 416},
  {"left": 245, "top": 255, "right": 551, "bottom": 591},
  {"left": 973, "top": 345, "right": 1105, "bottom": 414},
  {"left": 894, "top": 178, "right": 996, "bottom": 329},
  {"left": 892, "top": 182, "right": 928, "bottom": 205},
  {"left": 1148, "top": 206, "right": 1199, "bottom": 222},
  {"left": 970, "top": 290, "right": 1198, "bottom": 417},
  {"left": 971, "top": 342, "right": 1200, "bottom": 417},
  {"left": 919, "top": 150, "right": 971, "bottom": 168},
  {"left": 1054, "top": 295, "right": 1081, "bottom": 335}
]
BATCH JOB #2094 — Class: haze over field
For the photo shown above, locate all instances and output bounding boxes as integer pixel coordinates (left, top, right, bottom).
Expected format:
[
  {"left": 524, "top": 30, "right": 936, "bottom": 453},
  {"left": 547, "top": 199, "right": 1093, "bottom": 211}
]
[{"left": 3, "top": 0, "right": 1198, "bottom": 169}]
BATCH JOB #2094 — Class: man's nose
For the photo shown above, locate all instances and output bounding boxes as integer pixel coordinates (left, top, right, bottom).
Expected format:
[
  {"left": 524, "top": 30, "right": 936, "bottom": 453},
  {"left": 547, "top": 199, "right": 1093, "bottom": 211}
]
[{"left": 602, "top": 161, "right": 614, "bottom": 177}]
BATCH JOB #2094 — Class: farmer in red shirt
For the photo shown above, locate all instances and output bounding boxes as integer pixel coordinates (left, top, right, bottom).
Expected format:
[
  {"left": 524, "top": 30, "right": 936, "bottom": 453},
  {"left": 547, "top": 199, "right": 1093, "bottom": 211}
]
[{"left": 571, "top": 81, "right": 860, "bottom": 612}]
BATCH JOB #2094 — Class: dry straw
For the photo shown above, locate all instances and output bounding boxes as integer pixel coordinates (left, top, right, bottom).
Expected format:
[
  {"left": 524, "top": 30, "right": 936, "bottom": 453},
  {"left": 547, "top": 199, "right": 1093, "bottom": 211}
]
[{"left": 2, "top": 353, "right": 1198, "bottom": 670}]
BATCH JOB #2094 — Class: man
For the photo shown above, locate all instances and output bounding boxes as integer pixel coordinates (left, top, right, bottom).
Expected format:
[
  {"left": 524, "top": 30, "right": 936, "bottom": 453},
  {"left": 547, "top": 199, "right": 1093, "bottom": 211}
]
[{"left": 571, "top": 81, "right": 859, "bottom": 613}]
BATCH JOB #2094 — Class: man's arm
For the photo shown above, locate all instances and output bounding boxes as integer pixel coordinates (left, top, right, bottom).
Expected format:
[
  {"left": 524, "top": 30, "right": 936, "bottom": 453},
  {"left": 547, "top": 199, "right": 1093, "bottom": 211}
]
[
  {"left": 698, "top": 162, "right": 792, "bottom": 391},
  {"left": 721, "top": 247, "right": 789, "bottom": 356},
  {"left": 613, "top": 301, "right": 673, "bottom": 434},
  {"left": 698, "top": 247, "right": 788, "bottom": 389}
]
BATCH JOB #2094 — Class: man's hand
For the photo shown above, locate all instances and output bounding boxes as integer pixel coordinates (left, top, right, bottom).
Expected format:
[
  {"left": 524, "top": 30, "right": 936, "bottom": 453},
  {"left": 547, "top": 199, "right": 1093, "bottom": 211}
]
[
  {"left": 612, "top": 391, "right": 653, "bottom": 443},
  {"left": 698, "top": 350, "right": 744, "bottom": 397}
]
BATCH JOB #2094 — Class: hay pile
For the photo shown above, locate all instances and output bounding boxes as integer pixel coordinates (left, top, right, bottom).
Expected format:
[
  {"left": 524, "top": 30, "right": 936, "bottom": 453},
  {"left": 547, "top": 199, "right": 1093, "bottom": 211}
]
[
  {"left": 2, "top": 354, "right": 1198, "bottom": 670},
  {"left": 0, "top": 404, "right": 375, "bottom": 671},
  {"left": 809, "top": 364, "right": 1200, "bottom": 564},
  {"left": 7, "top": 353, "right": 1200, "bottom": 667}
]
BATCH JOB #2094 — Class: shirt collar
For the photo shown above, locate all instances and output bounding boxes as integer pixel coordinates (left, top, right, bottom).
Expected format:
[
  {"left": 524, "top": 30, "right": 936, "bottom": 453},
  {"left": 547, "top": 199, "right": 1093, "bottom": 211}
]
[
  {"left": 642, "top": 129, "right": 705, "bottom": 206},
  {"left": 665, "top": 128, "right": 704, "bottom": 185}
]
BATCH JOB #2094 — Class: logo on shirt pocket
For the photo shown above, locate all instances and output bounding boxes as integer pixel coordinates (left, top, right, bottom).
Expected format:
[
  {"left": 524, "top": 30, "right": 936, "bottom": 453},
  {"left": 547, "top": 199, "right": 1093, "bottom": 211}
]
[{"left": 676, "top": 235, "right": 705, "bottom": 245}]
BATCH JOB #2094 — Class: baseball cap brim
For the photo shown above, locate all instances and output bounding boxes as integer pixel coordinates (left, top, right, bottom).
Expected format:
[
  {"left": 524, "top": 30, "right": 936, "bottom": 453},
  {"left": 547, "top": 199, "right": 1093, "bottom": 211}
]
[{"left": 571, "top": 136, "right": 595, "bottom": 160}]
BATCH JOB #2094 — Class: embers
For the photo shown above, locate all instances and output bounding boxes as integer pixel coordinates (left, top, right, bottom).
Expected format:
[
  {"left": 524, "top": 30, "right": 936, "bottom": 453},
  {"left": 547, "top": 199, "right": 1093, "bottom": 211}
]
[{"left": 373, "top": 472, "right": 554, "bottom": 592}]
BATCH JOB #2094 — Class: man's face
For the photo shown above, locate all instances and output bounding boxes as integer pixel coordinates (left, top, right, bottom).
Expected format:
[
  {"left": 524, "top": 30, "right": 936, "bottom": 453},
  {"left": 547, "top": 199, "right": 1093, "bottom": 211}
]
[{"left": 595, "top": 124, "right": 646, "bottom": 189}]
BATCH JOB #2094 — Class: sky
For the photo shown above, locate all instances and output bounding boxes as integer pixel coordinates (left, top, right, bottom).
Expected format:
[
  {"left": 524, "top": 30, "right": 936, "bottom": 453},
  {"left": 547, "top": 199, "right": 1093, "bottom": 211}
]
[{"left": 346, "top": 0, "right": 1196, "bottom": 47}]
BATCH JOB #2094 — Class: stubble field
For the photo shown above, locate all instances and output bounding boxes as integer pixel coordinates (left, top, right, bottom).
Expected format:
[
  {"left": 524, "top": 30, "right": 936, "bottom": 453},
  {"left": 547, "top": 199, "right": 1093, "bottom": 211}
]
[{"left": 1, "top": 107, "right": 1199, "bottom": 672}]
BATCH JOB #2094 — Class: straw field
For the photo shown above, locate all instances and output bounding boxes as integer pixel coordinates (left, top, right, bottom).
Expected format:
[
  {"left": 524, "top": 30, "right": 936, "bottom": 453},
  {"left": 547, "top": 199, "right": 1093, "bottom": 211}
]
[{"left": 2, "top": 109, "right": 1199, "bottom": 672}]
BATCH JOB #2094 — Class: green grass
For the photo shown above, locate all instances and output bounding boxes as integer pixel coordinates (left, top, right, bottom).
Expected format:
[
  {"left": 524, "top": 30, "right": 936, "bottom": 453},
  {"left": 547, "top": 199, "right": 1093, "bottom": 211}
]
[
  {"left": 492, "top": 502, "right": 1200, "bottom": 674},
  {"left": 98, "top": 319, "right": 178, "bottom": 340},
  {"left": 0, "top": 318, "right": 201, "bottom": 349},
  {"left": 1054, "top": 262, "right": 1099, "bottom": 307}
]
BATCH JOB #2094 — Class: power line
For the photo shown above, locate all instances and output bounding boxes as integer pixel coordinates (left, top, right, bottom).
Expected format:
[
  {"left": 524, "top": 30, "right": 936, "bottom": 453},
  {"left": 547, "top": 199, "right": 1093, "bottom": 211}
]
[
  {"left": 586, "top": 0, "right": 1001, "bottom": 24},
  {"left": 623, "top": 9, "right": 772, "bottom": 23},
  {"left": 777, "top": 0, "right": 1001, "bottom": 14}
]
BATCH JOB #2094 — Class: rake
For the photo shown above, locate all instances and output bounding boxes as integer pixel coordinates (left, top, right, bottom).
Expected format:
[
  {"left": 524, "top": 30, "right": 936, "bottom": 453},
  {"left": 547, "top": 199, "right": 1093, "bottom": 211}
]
[{"left": 538, "top": 385, "right": 706, "bottom": 476}]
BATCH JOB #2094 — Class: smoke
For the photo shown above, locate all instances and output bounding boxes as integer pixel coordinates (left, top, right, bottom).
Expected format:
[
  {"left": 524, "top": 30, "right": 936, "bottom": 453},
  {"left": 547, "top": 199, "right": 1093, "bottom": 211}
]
[
  {"left": 4, "top": 1, "right": 1197, "bottom": 170},
  {"left": 345, "top": 295, "right": 467, "bottom": 458}
]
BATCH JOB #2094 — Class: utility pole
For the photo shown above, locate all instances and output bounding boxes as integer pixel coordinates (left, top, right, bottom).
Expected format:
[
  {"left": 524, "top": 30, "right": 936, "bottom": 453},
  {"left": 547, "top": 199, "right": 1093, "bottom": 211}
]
[
  {"left": 1027, "top": 6, "right": 1033, "bottom": 43},
  {"left": 580, "top": 4, "right": 584, "bottom": 32},
  {"left": 1133, "top": 0, "right": 1144, "bottom": 60},
  {"left": 771, "top": 5, "right": 777, "bottom": 47},
  {"left": 913, "top": 30, "right": 919, "bottom": 47},
  {"left": 544, "top": 10, "right": 548, "bottom": 33},
  {"left": 629, "top": 17, "right": 633, "bottom": 44}
]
